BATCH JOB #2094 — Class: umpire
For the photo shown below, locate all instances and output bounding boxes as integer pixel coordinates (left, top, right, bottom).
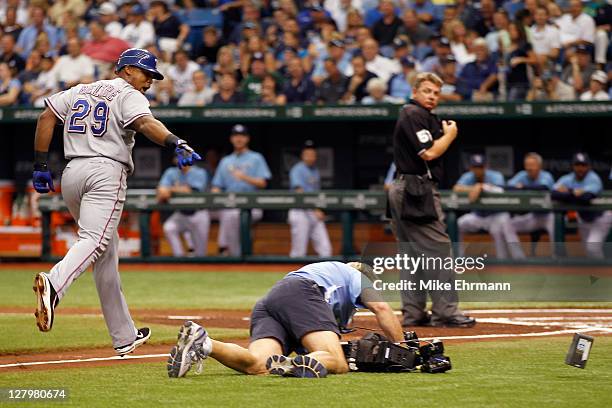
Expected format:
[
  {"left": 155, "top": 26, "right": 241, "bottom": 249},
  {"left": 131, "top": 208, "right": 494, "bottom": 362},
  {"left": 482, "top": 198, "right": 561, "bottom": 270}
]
[{"left": 388, "top": 72, "right": 475, "bottom": 328}]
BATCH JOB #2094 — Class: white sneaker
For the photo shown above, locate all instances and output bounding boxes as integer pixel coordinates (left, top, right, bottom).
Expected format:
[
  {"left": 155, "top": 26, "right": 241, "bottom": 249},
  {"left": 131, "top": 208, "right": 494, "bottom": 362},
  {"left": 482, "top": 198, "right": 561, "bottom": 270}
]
[{"left": 167, "top": 321, "right": 212, "bottom": 378}]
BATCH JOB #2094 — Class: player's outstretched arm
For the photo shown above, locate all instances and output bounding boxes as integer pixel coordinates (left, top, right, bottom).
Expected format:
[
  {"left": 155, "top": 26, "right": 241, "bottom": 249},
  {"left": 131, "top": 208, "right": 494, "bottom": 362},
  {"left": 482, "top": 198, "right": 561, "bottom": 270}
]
[
  {"left": 32, "top": 108, "right": 58, "bottom": 193},
  {"left": 130, "top": 115, "right": 201, "bottom": 168}
]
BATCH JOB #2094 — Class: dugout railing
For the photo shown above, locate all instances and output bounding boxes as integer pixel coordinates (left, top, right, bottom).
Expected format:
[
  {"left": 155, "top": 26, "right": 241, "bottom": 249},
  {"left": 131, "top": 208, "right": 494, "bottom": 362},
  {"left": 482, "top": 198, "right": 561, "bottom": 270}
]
[{"left": 38, "top": 190, "right": 612, "bottom": 263}]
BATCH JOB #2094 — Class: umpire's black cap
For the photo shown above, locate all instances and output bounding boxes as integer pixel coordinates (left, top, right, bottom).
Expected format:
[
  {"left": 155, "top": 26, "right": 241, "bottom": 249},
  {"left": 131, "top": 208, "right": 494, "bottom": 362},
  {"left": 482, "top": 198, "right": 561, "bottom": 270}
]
[
  {"left": 231, "top": 124, "right": 249, "bottom": 135},
  {"left": 572, "top": 152, "right": 590, "bottom": 165}
]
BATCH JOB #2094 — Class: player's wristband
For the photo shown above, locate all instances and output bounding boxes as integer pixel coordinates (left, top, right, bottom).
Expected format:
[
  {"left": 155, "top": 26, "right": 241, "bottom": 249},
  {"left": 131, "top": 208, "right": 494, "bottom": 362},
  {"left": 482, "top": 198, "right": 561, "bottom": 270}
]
[
  {"left": 164, "top": 133, "right": 180, "bottom": 148},
  {"left": 34, "top": 151, "right": 49, "bottom": 170}
]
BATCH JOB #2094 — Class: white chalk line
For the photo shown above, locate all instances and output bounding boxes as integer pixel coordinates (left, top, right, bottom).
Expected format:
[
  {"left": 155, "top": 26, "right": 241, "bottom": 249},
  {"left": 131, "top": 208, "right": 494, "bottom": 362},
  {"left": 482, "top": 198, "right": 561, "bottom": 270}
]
[{"left": 0, "top": 353, "right": 169, "bottom": 369}]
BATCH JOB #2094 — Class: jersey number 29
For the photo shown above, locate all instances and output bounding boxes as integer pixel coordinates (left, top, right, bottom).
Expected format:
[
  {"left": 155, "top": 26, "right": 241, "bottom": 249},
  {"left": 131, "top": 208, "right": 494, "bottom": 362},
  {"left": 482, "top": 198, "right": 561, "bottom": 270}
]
[{"left": 68, "top": 99, "right": 109, "bottom": 137}]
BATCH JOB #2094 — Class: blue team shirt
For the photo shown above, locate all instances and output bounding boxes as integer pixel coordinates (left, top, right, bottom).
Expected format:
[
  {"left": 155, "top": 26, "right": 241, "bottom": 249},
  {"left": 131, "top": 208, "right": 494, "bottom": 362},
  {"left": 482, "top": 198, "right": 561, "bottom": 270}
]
[
  {"left": 456, "top": 169, "right": 505, "bottom": 187},
  {"left": 159, "top": 166, "right": 208, "bottom": 191},
  {"left": 286, "top": 262, "right": 369, "bottom": 328},
  {"left": 289, "top": 162, "right": 320, "bottom": 192},
  {"left": 212, "top": 150, "right": 271, "bottom": 192},
  {"left": 508, "top": 170, "right": 555, "bottom": 190},
  {"left": 554, "top": 170, "right": 603, "bottom": 195}
]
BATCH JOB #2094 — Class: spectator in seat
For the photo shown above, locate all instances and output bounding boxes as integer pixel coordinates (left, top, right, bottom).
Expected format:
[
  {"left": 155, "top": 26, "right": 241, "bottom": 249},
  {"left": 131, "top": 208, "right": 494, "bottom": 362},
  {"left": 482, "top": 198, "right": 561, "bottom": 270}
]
[
  {"left": 580, "top": 70, "right": 610, "bottom": 101},
  {"left": 168, "top": 49, "right": 201, "bottom": 95},
  {"left": 150, "top": 0, "right": 189, "bottom": 56},
  {"left": 30, "top": 54, "right": 57, "bottom": 107},
  {"left": 0, "top": 61, "right": 20, "bottom": 106},
  {"left": 388, "top": 56, "right": 416, "bottom": 102},
  {"left": 457, "top": 38, "right": 498, "bottom": 101},
  {"left": 193, "top": 26, "right": 224, "bottom": 66},
  {"left": 438, "top": 55, "right": 463, "bottom": 102},
  {"left": 361, "top": 77, "right": 402, "bottom": 104},
  {"left": 16, "top": 6, "right": 58, "bottom": 58},
  {"left": 0, "top": 33, "right": 25, "bottom": 76},
  {"left": 52, "top": 38, "right": 95, "bottom": 90},
  {"left": 361, "top": 38, "right": 400, "bottom": 83},
  {"left": 484, "top": 8, "right": 510, "bottom": 55},
  {"left": 561, "top": 44, "right": 597, "bottom": 95},
  {"left": 398, "top": 8, "right": 434, "bottom": 50},
  {"left": 260, "top": 74, "right": 287, "bottom": 105},
  {"left": 372, "top": 0, "right": 403, "bottom": 50},
  {"left": 212, "top": 73, "right": 246, "bottom": 104},
  {"left": 505, "top": 22, "right": 537, "bottom": 101},
  {"left": 543, "top": 69, "right": 576, "bottom": 101},
  {"left": 18, "top": 50, "right": 42, "bottom": 104},
  {"left": 557, "top": 0, "right": 596, "bottom": 51},
  {"left": 342, "top": 54, "right": 378, "bottom": 103},
  {"left": 531, "top": 6, "right": 561, "bottom": 71},
  {"left": 2, "top": 5, "right": 24, "bottom": 40},
  {"left": 82, "top": 20, "right": 131, "bottom": 79},
  {"left": 120, "top": 3, "right": 155, "bottom": 49},
  {"left": 315, "top": 57, "right": 349, "bottom": 104},
  {"left": 96, "top": 2, "right": 123, "bottom": 38},
  {"left": 282, "top": 56, "right": 316, "bottom": 103},
  {"left": 178, "top": 70, "right": 216, "bottom": 106},
  {"left": 421, "top": 36, "right": 453, "bottom": 75}
]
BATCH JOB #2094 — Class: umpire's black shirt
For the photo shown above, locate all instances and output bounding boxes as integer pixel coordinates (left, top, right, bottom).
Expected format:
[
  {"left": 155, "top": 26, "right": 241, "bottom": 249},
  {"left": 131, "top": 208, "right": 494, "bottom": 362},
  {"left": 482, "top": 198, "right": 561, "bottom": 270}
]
[{"left": 393, "top": 99, "right": 444, "bottom": 182}]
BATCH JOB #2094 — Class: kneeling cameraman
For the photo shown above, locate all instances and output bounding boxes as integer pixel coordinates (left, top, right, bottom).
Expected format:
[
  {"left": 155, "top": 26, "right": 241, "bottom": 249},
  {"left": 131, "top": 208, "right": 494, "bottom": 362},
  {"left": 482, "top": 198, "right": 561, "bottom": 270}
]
[{"left": 167, "top": 261, "right": 404, "bottom": 378}]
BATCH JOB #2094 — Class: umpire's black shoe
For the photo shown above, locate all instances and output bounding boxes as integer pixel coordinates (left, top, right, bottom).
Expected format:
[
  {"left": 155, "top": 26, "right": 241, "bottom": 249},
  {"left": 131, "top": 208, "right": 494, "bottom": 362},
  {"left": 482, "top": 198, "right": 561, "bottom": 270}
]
[
  {"left": 431, "top": 315, "right": 476, "bottom": 328},
  {"left": 403, "top": 313, "right": 432, "bottom": 328}
]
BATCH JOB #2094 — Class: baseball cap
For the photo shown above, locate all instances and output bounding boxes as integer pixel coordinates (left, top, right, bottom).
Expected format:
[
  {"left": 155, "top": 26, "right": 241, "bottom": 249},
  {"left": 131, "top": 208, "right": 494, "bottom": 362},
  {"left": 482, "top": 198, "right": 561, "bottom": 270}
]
[
  {"left": 97, "top": 2, "right": 117, "bottom": 16},
  {"left": 311, "top": 5, "right": 326, "bottom": 12},
  {"left": 231, "top": 124, "right": 249, "bottom": 135},
  {"left": 243, "top": 21, "right": 258, "bottom": 30},
  {"left": 251, "top": 52, "right": 264, "bottom": 62},
  {"left": 329, "top": 39, "right": 345, "bottom": 48},
  {"left": 129, "top": 3, "right": 146, "bottom": 15},
  {"left": 572, "top": 152, "right": 590, "bottom": 165},
  {"left": 438, "top": 37, "right": 451, "bottom": 47},
  {"left": 469, "top": 154, "right": 486, "bottom": 167},
  {"left": 393, "top": 37, "right": 408, "bottom": 49},
  {"left": 303, "top": 139, "right": 315, "bottom": 149},
  {"left": 575, "top": 44, "right": 590, "bottom": 54},
  {"left": 400, "top": 56, "right": 416, "bottom": 67},
  {"left": 441, "top": 54, "right": 457, "bottom": 65},
  {"left": 590, "top": 70, "right": 608, "bottom": 84}
]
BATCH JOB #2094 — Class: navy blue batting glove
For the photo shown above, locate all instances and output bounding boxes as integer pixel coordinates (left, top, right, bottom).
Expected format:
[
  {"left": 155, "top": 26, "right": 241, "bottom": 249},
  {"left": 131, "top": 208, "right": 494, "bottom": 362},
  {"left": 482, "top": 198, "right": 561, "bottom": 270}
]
[
  {"left": 175, "top": 140, "right": 202, "bottom": 169},
  {"left": 33, "top": 163, "right": 55, "bottom": 194}
]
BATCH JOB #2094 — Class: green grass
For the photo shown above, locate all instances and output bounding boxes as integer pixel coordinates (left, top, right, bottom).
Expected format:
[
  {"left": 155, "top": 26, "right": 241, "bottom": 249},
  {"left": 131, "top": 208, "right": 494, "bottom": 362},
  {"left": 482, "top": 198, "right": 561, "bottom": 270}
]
[
  {"left": 0, "top": 269, "right": 284, "bottom": 310},
  {"left": 0, "top": 314, "right": 248, "bottom": 354},
  {"left": 1, "top": 337, "right": 610, "bottom": 407}
]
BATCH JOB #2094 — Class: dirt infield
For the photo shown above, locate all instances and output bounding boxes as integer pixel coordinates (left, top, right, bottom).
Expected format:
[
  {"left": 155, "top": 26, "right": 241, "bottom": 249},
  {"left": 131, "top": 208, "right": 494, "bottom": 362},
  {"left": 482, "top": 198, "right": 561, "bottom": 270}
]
[{"left": 2, "top": 307, "right": 611, "bottom": 373}]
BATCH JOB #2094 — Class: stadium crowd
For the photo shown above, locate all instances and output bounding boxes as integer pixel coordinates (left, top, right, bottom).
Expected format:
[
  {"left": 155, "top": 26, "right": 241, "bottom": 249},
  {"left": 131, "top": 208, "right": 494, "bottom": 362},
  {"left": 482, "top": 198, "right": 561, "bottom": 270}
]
[{"left": 0, "top": 0, "right": 611, "bottom": 106}]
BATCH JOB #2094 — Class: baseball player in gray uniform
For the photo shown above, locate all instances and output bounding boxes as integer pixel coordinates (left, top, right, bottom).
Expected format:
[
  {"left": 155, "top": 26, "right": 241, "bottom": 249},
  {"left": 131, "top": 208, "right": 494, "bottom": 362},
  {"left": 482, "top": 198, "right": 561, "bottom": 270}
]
[{"left": 31, "top": 48, "right": 202, "bottom": 355}]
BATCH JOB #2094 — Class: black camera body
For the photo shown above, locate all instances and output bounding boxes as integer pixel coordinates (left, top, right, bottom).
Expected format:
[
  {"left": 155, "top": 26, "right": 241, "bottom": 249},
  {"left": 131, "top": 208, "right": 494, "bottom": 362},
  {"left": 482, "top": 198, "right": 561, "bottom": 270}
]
[{"left": 342, "top": 332, "right": 452, "bottom": 374}]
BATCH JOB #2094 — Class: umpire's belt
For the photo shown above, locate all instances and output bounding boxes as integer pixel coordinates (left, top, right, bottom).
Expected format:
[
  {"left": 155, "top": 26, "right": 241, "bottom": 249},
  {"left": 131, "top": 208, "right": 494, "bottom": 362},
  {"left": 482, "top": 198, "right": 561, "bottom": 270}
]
[{"left": 397, "top": 173, "right": 437, "bottom": 185}]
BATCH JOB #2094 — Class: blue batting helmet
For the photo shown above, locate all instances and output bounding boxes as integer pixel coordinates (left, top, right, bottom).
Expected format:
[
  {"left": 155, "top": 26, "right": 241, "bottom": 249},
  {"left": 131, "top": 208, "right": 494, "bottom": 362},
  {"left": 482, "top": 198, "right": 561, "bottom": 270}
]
[{"left": 115, "top": 48, "right": 164, "bottom": 80}]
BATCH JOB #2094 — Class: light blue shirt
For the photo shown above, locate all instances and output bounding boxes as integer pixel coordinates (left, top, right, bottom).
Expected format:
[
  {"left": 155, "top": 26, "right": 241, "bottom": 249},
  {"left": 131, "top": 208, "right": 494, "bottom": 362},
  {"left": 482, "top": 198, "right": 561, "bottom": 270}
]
[
  {"left": 456, "top": 169, "right": 505, "bottom": 187},
  {"left": 312, "top": 52, "right": 353, "bottom": 78},
  {"left": 286, "top": 261, "right": 369, "bottom": 328},
  {"left": 159, "top": 166, "right": 209, "bottom": 191},
  {"left": 388, "top": 74, "right": 412, "bottom": 101},
  {"left": 289, "top": 162, "right": 320, "bottom": 192},
  {"left": 384, "top": 162, "right": 396, "bottom": 185},
  {"left": 554, "top": 170, "right": 603, "bottom": 195},
  {"left": 508, "top": 170, "right": 555, "bottom": 190},
  {"left": 212, "top": 150, "right": 271, "bottom": 192},
  {"left": 17, "top": 24, "right": 58, "bottom": 58}
]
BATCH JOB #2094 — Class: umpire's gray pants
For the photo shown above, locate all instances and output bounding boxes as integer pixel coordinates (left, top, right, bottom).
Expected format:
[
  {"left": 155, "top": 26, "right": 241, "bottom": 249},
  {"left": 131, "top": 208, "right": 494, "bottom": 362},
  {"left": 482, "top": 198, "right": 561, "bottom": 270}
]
[
  {"left": 47, "top": 157, "right": 137, "bottom": 348},
  {"left": 388, "top": 179, "right": 462, "bottom": 325}
]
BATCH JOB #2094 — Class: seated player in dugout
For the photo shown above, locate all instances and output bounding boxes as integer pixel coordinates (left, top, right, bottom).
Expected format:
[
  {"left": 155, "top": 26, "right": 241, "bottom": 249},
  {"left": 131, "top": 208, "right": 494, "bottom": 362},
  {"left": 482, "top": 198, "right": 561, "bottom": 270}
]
[{"left": 167, "top": 262, "right": 404, "bottom": 378}]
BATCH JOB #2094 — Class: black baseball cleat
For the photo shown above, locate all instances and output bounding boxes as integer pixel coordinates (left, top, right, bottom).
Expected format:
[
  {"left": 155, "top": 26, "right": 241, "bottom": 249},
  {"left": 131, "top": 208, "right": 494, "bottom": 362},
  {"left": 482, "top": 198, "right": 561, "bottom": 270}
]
[
  {"left": 431, "top": 315, "right": 476, "bottom": 328},
  {"left": 266, "top": 354, "right": 328, "bottom": 378},
  {"left": 403, "top": 313, "right": 432, "bottom": 328},
  {"left": 33, "top": 272, "right": 58, "bottom": 332},
  {"left": 114, "top": 327, "right": 151, "bottom": 356}
]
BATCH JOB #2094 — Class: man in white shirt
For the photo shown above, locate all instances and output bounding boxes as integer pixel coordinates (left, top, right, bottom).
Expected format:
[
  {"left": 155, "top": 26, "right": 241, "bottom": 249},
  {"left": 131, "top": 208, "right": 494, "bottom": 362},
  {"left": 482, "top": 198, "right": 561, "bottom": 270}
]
[
  {"left": 97, "top": 2, "right": 123, "bottom": 38},
  {"left": 52, "top": 38, "right": 95, "bottom": 90},
  {"left": 120, "top": 4, "right": 155, "bottom": 49},
  {"left": 531, "top": 6, "right": 561, "bottom": 69},
  {"left": 178, "top": 70, "right": 215, "bottom": 106},
  {"left": 361, "top": 38, "right": 400, "bottom": 83},
  {"left": 168, "top": 49, "right": 201, "bottom": 95},
  {"left": 556, "top": 0, "right": 595, "bottom": 49},
  {"left": 580, "top": 70, "right": 610, "bottom": 100}
]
